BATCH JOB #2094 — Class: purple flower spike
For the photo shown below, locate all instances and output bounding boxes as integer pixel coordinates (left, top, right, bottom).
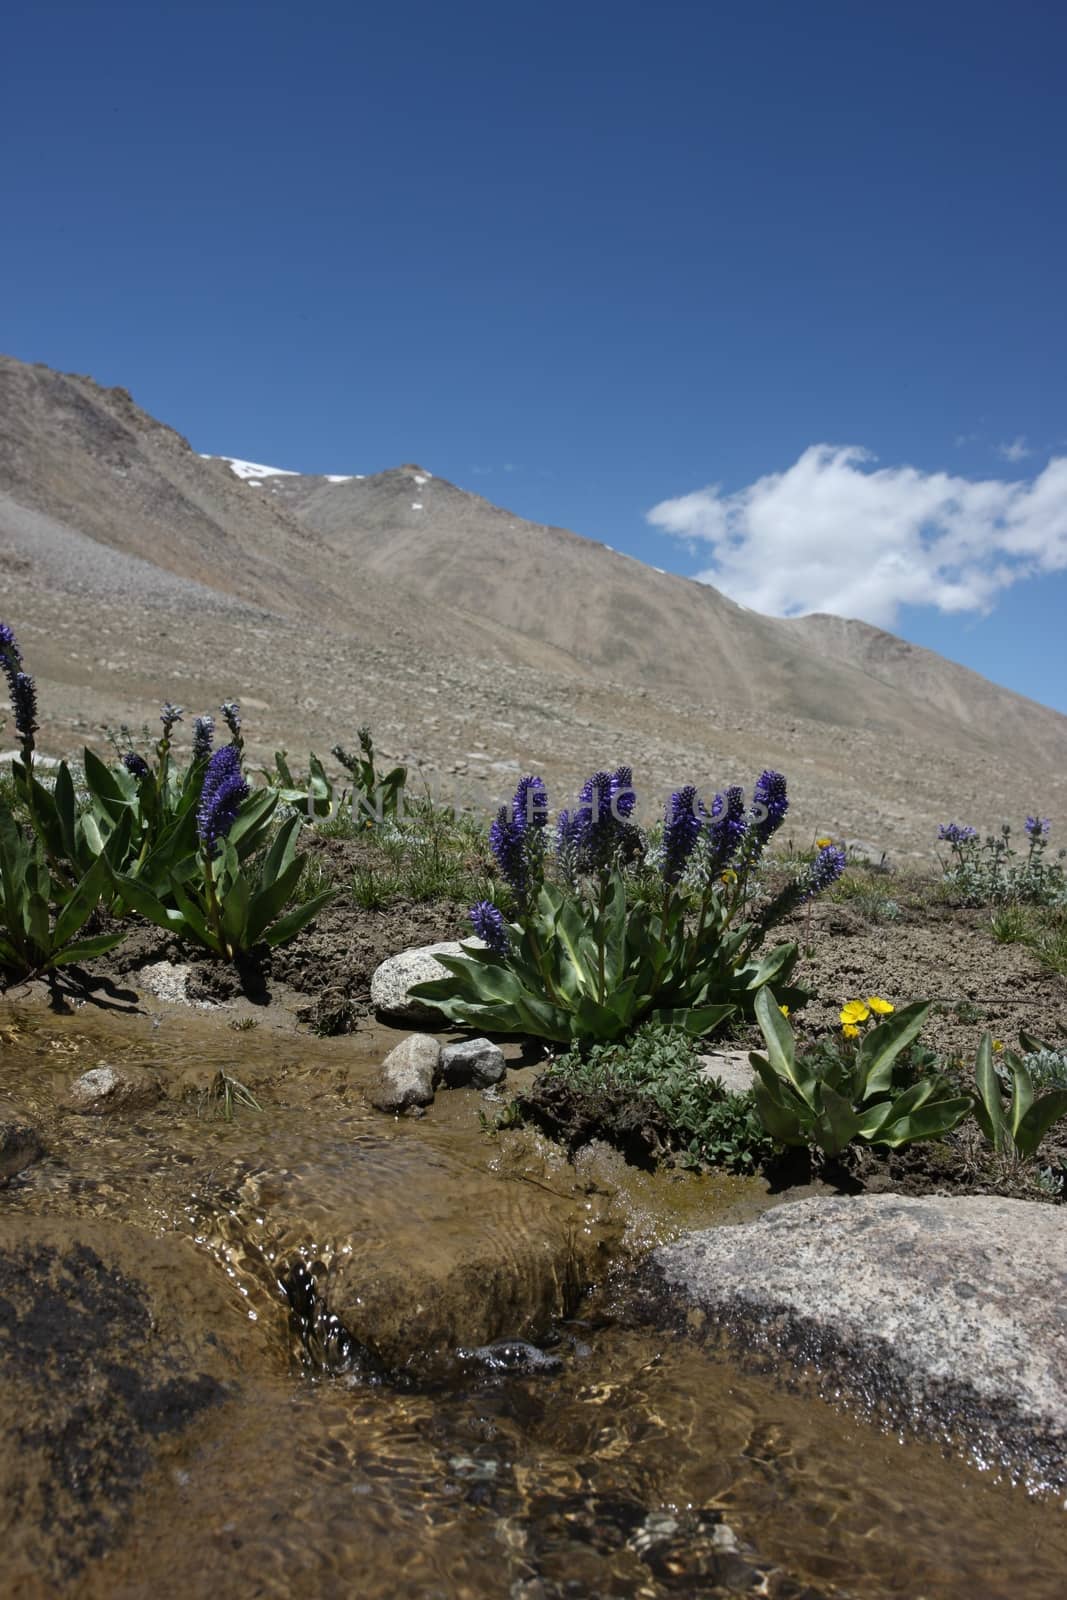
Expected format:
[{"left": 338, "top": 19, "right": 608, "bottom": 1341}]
[
  {"left": 662, "top": 786, "right": 702, "bottom": 885},
  {"left": 470, "top": 900, "right": 510, "bottom": 956},
  {"left": 197, "top": 745, "right": 249, "bottom": 852},
  {"left": 751, "top": 770, "right": 788, "bottom": 842},
  {"left": 1025, "top": 815, "right": 1050, "bottom": 841},
  {"left": 807, "top": 843, "right": 847, "bottom": 897},
  {"left": 123, "top": 752, "right": 151, "bottom": 781}
]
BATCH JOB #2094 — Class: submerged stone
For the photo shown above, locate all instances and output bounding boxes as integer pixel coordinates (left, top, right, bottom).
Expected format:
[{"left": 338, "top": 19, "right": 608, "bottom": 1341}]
[
  {"left": 438, "top": 1036, "right": 506, "bottom": 1089},
  {"left": 66, "top": 1062, "right": 162, "bottom": 1115},
  {"left": 0, "top": 1102, "right": 42, "bottom": 1182},
  {"left": 370, "top": 1033, "right": 440, "bottom": 1113}
]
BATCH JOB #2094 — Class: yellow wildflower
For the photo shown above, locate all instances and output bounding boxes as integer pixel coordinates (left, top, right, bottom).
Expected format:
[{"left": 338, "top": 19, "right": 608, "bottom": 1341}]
[
  {"left": 839, "top": 999, "right": 871, "bottom": 1027},
  {"left": 867, "top": 996, "right": 894, "bottom": 1015},
  {"left": 778, "top": 1004, "right": 790, "bottom": 1018},
  {"left": 721, "top": 869, "right": 737, "bottom": 884},
  {"left": 842, "top": 1023, "right": 861, "bottom": 1039},
  {"left": 992, "top": 1039, "right": 1004, "bottom": 1052},
  {"left": 815, "top": 836, "right": 833, "bottom": 850}
]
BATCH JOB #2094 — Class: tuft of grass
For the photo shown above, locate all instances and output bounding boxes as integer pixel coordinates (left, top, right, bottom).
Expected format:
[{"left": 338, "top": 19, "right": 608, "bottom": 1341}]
[
  {"left": 830, "top": 873, "right": 901, "bottom": 923},
  {"left": 198, "top": 1068, "right": 262, "bottom": 1121},
  {"left": 348, "top": 800, "right": 494, "bottom": 910}
]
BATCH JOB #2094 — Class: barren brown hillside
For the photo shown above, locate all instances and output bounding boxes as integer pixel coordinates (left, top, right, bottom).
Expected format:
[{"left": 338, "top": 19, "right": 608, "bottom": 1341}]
[{"left": 1, "top": 353, "right": 1064, "bottom": 859}]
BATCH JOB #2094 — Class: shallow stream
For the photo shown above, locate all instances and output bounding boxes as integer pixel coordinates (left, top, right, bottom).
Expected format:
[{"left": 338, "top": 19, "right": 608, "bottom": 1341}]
[{"left": 2, "top": 998, "right": 1065, "bottom": 1598}]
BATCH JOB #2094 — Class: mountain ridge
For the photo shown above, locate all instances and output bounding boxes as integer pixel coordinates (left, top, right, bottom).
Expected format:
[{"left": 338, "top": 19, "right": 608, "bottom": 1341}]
[{"left": 1, "top": 352, "right": 1063, "bottom": 856}]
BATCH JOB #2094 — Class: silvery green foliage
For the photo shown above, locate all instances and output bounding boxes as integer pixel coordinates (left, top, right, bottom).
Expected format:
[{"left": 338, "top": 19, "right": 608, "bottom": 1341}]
[
  {"left": 939, "top": 818, "right": 1066, "bottom": 907},
  {"left": 1019, "top": 1049, "right": 1067, "bottom": 1093}
]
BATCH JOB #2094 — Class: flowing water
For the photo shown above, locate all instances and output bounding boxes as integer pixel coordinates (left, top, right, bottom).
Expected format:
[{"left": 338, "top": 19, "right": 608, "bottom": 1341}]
[{"left": 1, "top": 997, "right": 1065, "bottom": 1599}]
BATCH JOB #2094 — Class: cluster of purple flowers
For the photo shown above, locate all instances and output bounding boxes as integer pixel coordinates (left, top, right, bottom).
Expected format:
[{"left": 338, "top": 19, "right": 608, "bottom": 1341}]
[
  {"left": 557, "top": 766, "right": 639, "bottom": 876},
  {"left": 938, "top": 822, "right": 979, "bottom": 845},
  {"left": 1025, "top": 815, "right": 1051, "bottom": 841},
  {"left": 197, "top": 744, "right": 249, "bottom": 852},
  {"left": 662, "top": 785, "right": 702, "bottom": 884},
  {"left": 750, "top": 769, "right": 789, "bottom": 845},
  {"left": 489, "top": 774, "right": 549, "bottom": 902},
  {"left": 0, "top": 621, "right": 38, "bottom": 750},
  {"left": 705, "top": 786, "right": 748, "bottom": 876},
  {"left": 470, "top": 899, "right": 510, "bottom": 956},
  {"left": 807, "top": 842, "right": 848, "bottom": 897},
  {"left": 122, "top": 752, "right": 151, "bottom": 781}
]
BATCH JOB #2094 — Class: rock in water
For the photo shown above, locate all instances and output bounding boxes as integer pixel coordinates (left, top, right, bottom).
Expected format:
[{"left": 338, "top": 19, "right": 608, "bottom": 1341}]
[
  {"left": 648, "top": 1194, "right": 1067, "bottom": 1492},
  {"left": 66, "top": 1063, "right": 162, "bottom": 1115},
  {"left": 370, "top": 941, "right": 480, "bottom": 1024},
  {"left": 438, "top": 1037, "right": 506, "bottom": 1089},
  {"left": 370, "top": 1034, "right": 440, "bottom": 1113},
  {"left": 0, "top": 1104, "right": 42, "bottom": 1182},
  {"left": 457, "top": 1339, "right": 563, "bottom": 1375}
]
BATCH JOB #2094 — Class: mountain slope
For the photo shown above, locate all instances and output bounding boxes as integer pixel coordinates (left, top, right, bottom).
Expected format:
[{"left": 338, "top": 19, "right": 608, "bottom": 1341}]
[{"left": 1, "top": 352, "right": 1064, "bottom": 854}]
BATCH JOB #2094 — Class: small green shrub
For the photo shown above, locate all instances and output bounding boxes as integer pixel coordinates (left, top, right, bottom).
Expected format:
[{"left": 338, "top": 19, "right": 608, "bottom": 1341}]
[
  {"left": 541, "top": 1023, "right": 774, "bottom": 1171},
  {"left": 0, "top": 807, "right": 126, "bottom": 979}
]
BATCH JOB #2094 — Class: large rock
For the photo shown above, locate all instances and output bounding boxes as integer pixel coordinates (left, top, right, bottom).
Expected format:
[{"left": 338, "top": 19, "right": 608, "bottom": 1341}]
[
  {"left": 370, "top": 1033, "right": 440, "bottom": 1113},
  {"left": 66, "top": 1062, "right": 162, "bottom": 1115},
  {"left": 439, "top": 1036, "right": 506, "bottom": 1089},
  {"left": 371, "top": 940, "right": 477, "bottom": 1024},
  {"left": 648, "top": 1194, "right": 1067, "bottom": 1492}
]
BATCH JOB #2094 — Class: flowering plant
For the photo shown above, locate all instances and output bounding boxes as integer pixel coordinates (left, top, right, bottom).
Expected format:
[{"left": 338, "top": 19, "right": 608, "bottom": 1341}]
[
  {"left": 937, "top": 816, "right": 1065, "bottom": 907},
  {"left": 749, "top": 987, "right": 970, "bottom": 1155},
  {"left": 411, "top": 768, "right": 845, "bottom": 1045},
  {"left": 115, "top": 745, "right": 334, "bottom": 960}
]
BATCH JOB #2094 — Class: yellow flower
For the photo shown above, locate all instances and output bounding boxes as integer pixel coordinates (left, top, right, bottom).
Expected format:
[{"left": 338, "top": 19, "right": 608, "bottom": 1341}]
[
  {"left": 867, "top": 996, "right": 894, "bottom": 1015},
  {"left": 778, "top": 1004, "right": 790, "bottom": 1017},
  {"left": 720, "top": 869, "right": 737, "bottom": 884},
  {"left": 815, "top": 836, "right": 833, "bottom": 850},
  {"left": 839, "top": 1000, "right": 871, "bottom": 1027},
  {"left": 992, "top": 1039, "right": 1004, "bottom": 1052},
  {"left": 842, "top": 1023, "right": 861, "bottom": 1039}
]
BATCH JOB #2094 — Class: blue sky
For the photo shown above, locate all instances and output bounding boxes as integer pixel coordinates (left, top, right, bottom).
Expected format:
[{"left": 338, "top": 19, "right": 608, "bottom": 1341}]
[{"left": 3, "top": 1, "right": 1064, "bottom": 710}]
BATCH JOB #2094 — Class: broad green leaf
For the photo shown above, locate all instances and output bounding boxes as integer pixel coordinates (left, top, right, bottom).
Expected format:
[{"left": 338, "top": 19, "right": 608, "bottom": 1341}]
[
  {"left": 1015, "top": 1091, "right": 1067, "bottom": 1160},
  {"left": 53, "top": 852, "right": 112, "bottom": 948},
  {"left": 261, "top": 890, "right": 336, "bottom": 948},
  {"left": 856, "top": 1001, "right": 933, "bottom": 1098}
]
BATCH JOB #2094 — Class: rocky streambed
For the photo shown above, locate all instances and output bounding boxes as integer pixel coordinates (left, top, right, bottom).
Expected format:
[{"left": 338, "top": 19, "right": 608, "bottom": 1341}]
[{"left": 2, "top": 982, "right": 1066, "bottom": 1599}]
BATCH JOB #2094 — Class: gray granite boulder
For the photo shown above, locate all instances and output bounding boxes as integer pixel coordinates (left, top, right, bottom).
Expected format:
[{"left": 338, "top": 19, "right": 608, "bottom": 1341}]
[
  {"left": 438, "top": 1037, "right": 506, "bottom": 1089},
  {"left": 649, "top": 1194, "right": 1067, "bottom": 1492},
  {"left": 371, "top": 940, "right": 479, "bottom": 1024},
  {"left": 370, "top": 1034, "right": 441, "bottom": 1114}
]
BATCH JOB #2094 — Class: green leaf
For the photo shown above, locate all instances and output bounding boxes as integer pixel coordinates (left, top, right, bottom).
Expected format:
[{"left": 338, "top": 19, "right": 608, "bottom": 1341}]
[
  {"left": 974, "top": 1032, "right": 1010, "bottom": 1153},
  {"left": 52, "top": 931, "right": 130, "bottom": 965},
  {"left": 261, "top": 890, "right": 336, "bottom": 948},
  {"left": 855, "top": 1001, "right": 932, "bottom": 1098},
  {"left": 53, "top": 852, "right": 112, "bottom": 948},
  {"left": 816, "top": 1084, "right": 862, "bottom": 1156},
  {"left": 1014, "top": 1091, "right": 1067, "bottom": 1160}
]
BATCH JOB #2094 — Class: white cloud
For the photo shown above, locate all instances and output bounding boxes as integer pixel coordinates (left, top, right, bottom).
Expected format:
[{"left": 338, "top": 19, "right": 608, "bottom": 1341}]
[
  {"left": 997, "top": 436, "right": 1032, "bottom": 462},
  {"left": 646, "top": 445, "right": 1067, "bottom": 628}
]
